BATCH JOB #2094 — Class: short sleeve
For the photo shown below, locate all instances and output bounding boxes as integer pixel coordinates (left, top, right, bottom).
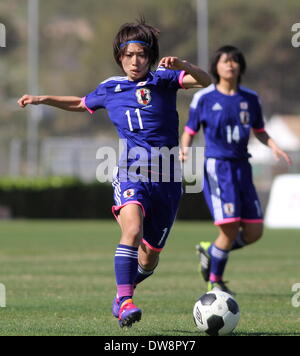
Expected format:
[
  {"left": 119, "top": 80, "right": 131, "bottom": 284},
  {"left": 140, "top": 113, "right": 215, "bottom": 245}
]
[
  {"left": 252, "top": 95, "right": 265, "bottom": 132},
  {"left": 155, "top": 67, "right": 186, "bottom": 90},
  {"left": 83, "top": 84, "right": 107, "bottom": 114}
]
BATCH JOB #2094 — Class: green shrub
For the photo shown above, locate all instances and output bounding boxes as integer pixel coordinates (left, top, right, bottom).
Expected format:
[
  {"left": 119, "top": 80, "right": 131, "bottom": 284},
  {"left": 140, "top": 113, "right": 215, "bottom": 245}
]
[{"left": 0, "top": 177, "right": 210, "bottom": 220}]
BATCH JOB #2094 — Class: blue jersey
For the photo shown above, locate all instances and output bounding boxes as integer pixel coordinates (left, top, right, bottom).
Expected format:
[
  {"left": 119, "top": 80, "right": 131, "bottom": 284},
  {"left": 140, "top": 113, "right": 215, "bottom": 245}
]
[
  {"left": 185, "top": 84, "right": 265, "bottom": 160},
  {"left": 83, "top": 68, "right": 185, "bottom": 176}
]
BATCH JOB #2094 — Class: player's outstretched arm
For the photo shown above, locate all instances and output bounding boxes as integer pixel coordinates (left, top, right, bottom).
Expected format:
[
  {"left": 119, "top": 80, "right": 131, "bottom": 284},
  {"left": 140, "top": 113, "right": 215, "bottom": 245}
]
[
  {"left": 180, "top": 130, "right": 195, "bottom": 162},
  {"left": 17, "top": 95, "right": 86, "bottom": 112},
  {"left": 254, "top": 130, "right": 292, "bottom": 166},
  {"left": 158, "top": 56, "right": 212, "bottom": 89}
]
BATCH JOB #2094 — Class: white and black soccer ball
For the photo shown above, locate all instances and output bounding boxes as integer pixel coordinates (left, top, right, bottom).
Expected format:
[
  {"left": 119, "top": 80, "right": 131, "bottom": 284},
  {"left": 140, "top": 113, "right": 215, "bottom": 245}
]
[{"left": 193, "top": 290, "right": 240, "bottom": 336}]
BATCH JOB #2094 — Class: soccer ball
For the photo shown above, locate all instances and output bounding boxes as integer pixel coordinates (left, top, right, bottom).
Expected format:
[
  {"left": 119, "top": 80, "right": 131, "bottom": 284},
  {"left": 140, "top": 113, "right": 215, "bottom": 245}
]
[{"left": 193, "top": 290, "right": 240, "bottom": 336}]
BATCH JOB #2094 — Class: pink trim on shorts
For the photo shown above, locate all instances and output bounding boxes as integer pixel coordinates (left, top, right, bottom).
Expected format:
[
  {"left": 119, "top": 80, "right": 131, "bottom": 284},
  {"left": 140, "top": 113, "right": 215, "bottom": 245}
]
[
  {"left": 252, "top": 127, "right": 265, "bottom": 133},
  {"left": 142, "top": 238, "right": 163, "bottom": 252},
  {"left": 81, "top": 96, "right": 95, "bottom": 114},
  {"left": 214, "top": 217, "right": 241, "bottom": 226},
  {"left": 241, "top": 218, "right": 264, "bottom": 224},
  {"left": 184, "top": 126, "right": 198, "bottom": 136},
  {"left": 112, "top": 201, "right": 146, "bottom": 220},
  {"left": 178, "top": 70, "right": 187, "bottom": 89}
]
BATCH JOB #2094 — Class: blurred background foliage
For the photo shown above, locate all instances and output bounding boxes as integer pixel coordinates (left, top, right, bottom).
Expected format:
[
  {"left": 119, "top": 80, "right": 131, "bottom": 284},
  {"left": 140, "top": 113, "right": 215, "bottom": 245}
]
[{"left": 0, "top": 0, "right": 299, "bottom": 142}]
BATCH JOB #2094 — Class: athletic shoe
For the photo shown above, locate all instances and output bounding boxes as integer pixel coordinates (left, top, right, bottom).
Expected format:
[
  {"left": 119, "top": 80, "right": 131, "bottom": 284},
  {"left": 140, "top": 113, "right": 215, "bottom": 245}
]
[
  {"left": 207, "top": 280, "right": 236, "bottom": 296},
  {"left": 196, "top": 242, "right": 212, "bottom": 282},
  {"left": 118, "top": 299, "right": 142, "bottom": 328},
  {"left": 112, "top": 297, "right": 120, "bottom": 318}
]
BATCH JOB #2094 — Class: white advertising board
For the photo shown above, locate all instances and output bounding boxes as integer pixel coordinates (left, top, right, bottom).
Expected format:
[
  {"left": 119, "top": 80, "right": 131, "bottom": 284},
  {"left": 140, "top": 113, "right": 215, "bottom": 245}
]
[{"left": 265, "top": 174, "right": 300, "bottom": 229}]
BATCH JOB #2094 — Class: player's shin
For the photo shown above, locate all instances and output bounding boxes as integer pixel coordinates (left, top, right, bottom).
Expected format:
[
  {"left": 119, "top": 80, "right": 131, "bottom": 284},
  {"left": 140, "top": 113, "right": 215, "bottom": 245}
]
[
  {"left": 208, "top": 244, "right": 230, "bottom": 282},
  {"left": 114, "top": 244, "right": 138, "bottom": 302}
]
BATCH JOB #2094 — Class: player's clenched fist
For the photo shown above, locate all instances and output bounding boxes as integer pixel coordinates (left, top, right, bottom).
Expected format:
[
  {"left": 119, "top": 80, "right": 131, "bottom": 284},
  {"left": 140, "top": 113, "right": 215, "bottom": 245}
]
[{"left": 18, "top": 94, "right": 40, "bottom": 108}]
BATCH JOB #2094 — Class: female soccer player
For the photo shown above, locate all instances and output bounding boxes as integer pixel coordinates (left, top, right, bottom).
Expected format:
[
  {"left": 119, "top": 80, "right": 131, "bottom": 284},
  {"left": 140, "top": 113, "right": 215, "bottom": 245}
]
[
  {"left": 181, "top": 45, "right": 291, "bottom": 295},
  {"left": 18, "top": 19, "right": 211, "bottom": 327}
]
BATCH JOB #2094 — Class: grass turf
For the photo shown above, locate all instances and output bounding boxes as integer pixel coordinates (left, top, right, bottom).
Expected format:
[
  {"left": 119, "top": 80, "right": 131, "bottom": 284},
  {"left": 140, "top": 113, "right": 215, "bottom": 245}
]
[{"left": 0, "top": 220, "right": 299, "bottom": 336}]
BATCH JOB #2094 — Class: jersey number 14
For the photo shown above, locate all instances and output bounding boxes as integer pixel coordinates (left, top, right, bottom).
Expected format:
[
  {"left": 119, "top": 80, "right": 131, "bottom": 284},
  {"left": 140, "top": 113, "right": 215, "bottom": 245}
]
[{"left": 226, "top": 125, "right": 240, "bottom": 144}]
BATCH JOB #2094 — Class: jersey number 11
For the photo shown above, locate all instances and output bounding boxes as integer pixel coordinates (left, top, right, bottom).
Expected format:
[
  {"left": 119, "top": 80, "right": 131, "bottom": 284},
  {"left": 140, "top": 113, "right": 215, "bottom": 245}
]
[{"left": 126, "top": 109, "right": 144, "bottom": 131}]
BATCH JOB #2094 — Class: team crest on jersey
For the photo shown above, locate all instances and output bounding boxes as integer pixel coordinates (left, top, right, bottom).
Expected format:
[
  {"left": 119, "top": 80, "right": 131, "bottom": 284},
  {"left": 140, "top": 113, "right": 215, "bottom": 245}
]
[
  {"left": 240, "top": 111, "right": 250, "bottom": 125},
  {"left": 136, "top": 88, "right": 151, "bottom": 105},
  {"left": 224, "top": 203, "right": 235, "bottom": 216},
  {"left": 240, "top": 102, "right": 248, "bottom": 110},
  {"left": 123, "top": 189, "right": 135, "bottom": 199}
]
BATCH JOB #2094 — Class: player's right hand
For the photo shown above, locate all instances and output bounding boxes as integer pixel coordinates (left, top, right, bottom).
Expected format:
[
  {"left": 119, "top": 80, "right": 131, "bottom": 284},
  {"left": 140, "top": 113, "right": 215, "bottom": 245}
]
[
  {"left": 17, "top": 94, "right": 40, "bottom": 108},
  {"left": 179, "top": 148, "right": 189, "bottom": 162}
]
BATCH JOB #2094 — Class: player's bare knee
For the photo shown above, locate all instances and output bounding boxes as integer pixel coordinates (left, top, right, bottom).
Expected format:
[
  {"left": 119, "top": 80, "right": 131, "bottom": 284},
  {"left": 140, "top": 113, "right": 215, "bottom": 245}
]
[
  {"left": 253, "top": 227, "right": 263, "bottom": 242},
  {"left": 249, "top": 233, "right": 262, "bottom": 244},
  {"left": 244, "top": 224, "right": 264, "bottom": 244},
  {"left": 120, "top": 226, "right": 143, "bottom": 246}
]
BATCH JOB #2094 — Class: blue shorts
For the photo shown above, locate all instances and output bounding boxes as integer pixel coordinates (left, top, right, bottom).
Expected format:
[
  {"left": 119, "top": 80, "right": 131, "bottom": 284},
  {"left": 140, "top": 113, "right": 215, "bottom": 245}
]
[
  {"left": 112, "top": 173, "right": 182, "bottom": 251},
  {"left": 203, "top": 158, "right": 264, "bottom": 226}
]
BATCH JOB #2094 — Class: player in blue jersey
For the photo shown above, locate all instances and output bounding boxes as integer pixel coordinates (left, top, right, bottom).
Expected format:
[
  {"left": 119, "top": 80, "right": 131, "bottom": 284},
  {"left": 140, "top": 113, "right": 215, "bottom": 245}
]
[
  {"left": 18, "top": 19, "right": 211, "bottom": 327},
  {"left": 181, "top": 45, "right": 291, "bottom": 294}
]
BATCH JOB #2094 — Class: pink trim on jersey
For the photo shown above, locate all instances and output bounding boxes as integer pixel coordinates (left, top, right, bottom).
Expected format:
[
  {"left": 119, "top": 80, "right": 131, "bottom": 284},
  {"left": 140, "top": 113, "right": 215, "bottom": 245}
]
[
  {"left": 214, "top": 217, "right": 241, "bottom": 226},
  {"left": 112, "top": 201, "right": 146, "bottom": 220},
  {"left": 252, "top": 127, "right": 265, "bottom": 133},
  {"left": 184, "top": 126, "right": 198, "bottom": 136},
  {"left": 142, "top": 238, "right": 164, "bottom": 252},
  {"left": 81, "top": 96, "right": 95, "bottom": 114},
  {"left": 178, "top": 70, "right": 187, "bottom": 89},
  {"left": 241, "top": 218, "right": 264, "bottom": 224}
]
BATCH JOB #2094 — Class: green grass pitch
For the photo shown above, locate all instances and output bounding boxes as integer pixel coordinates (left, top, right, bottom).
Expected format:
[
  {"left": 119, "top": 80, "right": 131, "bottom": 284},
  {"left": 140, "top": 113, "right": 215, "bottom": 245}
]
[{"left": 0, "top": 220, "right": 299, "bottom": 336}]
